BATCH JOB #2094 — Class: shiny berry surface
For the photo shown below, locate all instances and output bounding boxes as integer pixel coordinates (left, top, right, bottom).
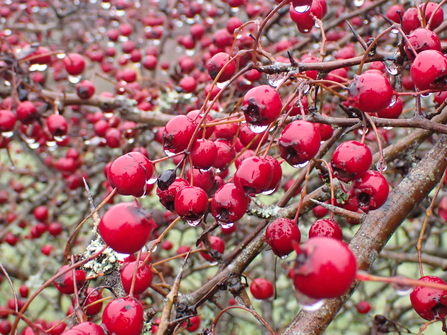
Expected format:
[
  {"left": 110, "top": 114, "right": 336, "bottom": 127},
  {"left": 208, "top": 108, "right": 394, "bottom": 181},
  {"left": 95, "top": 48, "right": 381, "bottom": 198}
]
[
  {"left": 98, "top": 202, "right": 156, "bottom": 254},
  {"left": 265, "top": 218, "right": 301, "bottom": 257},
  {"left": 200, "top": 235, "right": 225, "bottom": 262},
  {"left": 234, "top": 156, "right": 272, "bottom": 195},
  {"left": 410, "top": 50, "right": 447, "bottom": 91},
  {"left": 207, "top": 52, "right": 236, "bottom": 83},
  {"left": 331, "top": 141, "right": 372, "bottom": 182},
  {"left": 102, "top": 297, "right": 144, "bottom": 335},
  {"left": 293, "top": 237, "right": 357, "bottom": 299},
  {"left": 174, "top": 186, "right": 209, "bottom": 222},
  {"left": 410, "top": 276, "right": 447, "bottom": 321},
  {"left": 120, "top": 260, "right": 153, "bottom": 294},
  {"left": 211, "top": 183, "right": 250, "bottom": 225},
  {"left": 53, "top": 265, "right": 86, "bottom": 295},
  {"left": 278, "top": 120, "right": 321, "bottom": 167},
  {"left": 250, "top": 278, "right": 274, "bottom": 300},
  {"left": 163, "top": 115, "right": 197, "bottom": 154},
  {"left": 349, "top": 170, "right": 389, "bottom": 212},
  {"left": 308, "top": 218, "right": 343, "bottom": 240}
]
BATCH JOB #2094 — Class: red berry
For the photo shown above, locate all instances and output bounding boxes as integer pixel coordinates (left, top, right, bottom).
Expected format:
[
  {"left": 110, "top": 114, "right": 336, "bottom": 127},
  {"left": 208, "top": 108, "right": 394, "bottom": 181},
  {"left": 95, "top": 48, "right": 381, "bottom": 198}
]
[
  {"left": 102, "top": 297, "right": 144, "bottom": 335},
  {"left": 207, "top": 52, "right": 236, "bottom": 83},
  {"left": 157, "top": 177, "right": 189, "bottom": 211},
  {"left": 410, "top": 50, "right": 447, "bottom": 91},
  {"left": 234, "top": 156, "right": 273, "bottom": 195},
  {"left": 107, "top": 152, "right": 155, "bottom": 197},
  {"left": 98, "top": 202, "right": 157, "bottom": 254},
  {"left": 53, "top": 265, "right": 86, "bottom": 294},
  {"left": 211, "top": 183, "right": 250, "bottom": 225},
  {"left": 163, "top": 115, "right": 197, "bottom": 155},
  {"left": 200, "top": 235, "right": 225, "bottom": 262},
  {"left": 386, "top": 4, "right": 403, "bottom": 23},
  {"left": 81, "top": 288, "right": 103, "bottom": 316},
  {"left": 212, "top": 139, "right": 236, "bottom": 170},
  {"left": 184, "top": 315, "right": 201, "bottom": 332},
  {"left": 174, "top": 186, "right": 209, "bottom": 224},
  {"left": 250, "top": 278, "right": 274, "bottom": 300},
  {"left": 308, "top": 218, "right": 343, "bottom": 240},
  {"left": 0, "top": 110, "right": 16, "bottom": 132},
  {"left": 143, "top": 55, "right": 158, "bottom": 70},
  {"left": 264, "top": 155, "right": 283, "bottom": 195},
  {"left": 241, "top": 85, "right": 282, "bottom": 132},
  {"left": 278, "top": 120, "right": 321, "bottom": 167},
  {"left": 410, "top": 276, "right": 447, "bottom": 320},
  {"left": 71, "top": 322, "right": 105, "bottom": 335},
  {"left": 405, "top": 28, "right": 441, "bottom": 60},
  {"left": 64, "top": 53, "right": 85, "bottom": 76},
  {"left": 348, "top": 70, "right": 393, "bottom": 114},
  {"left": 356, "top": 301, "right": 372, "bottom": 314},
  {"left": 120, "top": 260, "right": 153, "bottom": 295},
  {"left": 348, "top": 170, "right": 389, "bottom": 212},
  {"left": 265, "top": 218, "right": 301, "bottom": 257},
  {"left": 331, "top": 141, "right": 372, "bottom": 182},
  {"left": 191, "top": 138, "right": 217, "bottom": 170},
  {"left": 76, "top": 80, "right": 95, "bottom": 100},
  {"left": 16, "top": 101, "right": 37, "bottom": 124},
  {"left": 47, "top": 114, "right": 68, "bottom": 137},
  {"left": 179, "top": 76, "right": 197, "bottom": 93},
  {"left": 377, "top": 97, "right": 403, "bottom": 119},
  {"left": 33, "top": 205, "right": 49, "bottom": 221},
  {"left": 292, "top": 237, "right": 357, "bottom": 299}
]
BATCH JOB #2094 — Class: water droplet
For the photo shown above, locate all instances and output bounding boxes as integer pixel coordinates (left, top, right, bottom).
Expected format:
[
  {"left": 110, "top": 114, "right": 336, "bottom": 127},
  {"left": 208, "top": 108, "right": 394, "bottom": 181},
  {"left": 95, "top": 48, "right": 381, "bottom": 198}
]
[
  {"left": 186, "top": 18, "right": 196, "bottom": 24},
  {"left": 292, "top": 161, "right": 309, "bottom": 169},
  {"left": 302, "top": 28, "right": 310, "bottom": 33},
  {"left": 383, "top": 60, "right": 398, "bottom": 76},
  {"left": 101, "top": 2, "right": 111, "bottom": 9},
  {"left": 247, "top": 123, "right": 268, "bottom": 133},
  {"left": 68, "top": 75, "right": 81, "bottom": 84},
  {"left": 1, "top": 131, "right": 13, "bottom": 138},
  {"left": 267, "top": 73, "right": 285, "bottom": 88},
  {"left": 421, "top": 92, "right": 432, "bottom": 98},
  {"left": 29, "top": 142, "right": 40, "bottom": 149},
  {"left": 164, "top": 149, "right": 176, "bottom": 157},
  {"left": 280, "top": 255, "right": 289, "bottom": 260},
  {"left": 186, "top": 219, "right": 201, "bottom": 227},
  {"left": 54, "top": 135, "right": 66, "bottom": 142},
  {"left": 262, "top": 188, "right": 275, "bottom": 195},
  {"left": 391, "top": 276, "right": 413, "bottom": 296},
  {"left": 147, "top": 174, "right": 158, "bottom": 185},
  {"left": 391, "top": 28, "right": 399, "bottom": 34},
  {"left": 219, "top": 222, "right": 234, "bottom": 229},
  {"left": 175, "top": 20, "right": 184, "bottom": 27},
  {"left": 294, "top": 5, "right": 310, "bottom": 13},
  {"left": 388, "top": 95, "right": 397, "bottom": 107},
  {"left": 231, "top": 7, "right": 239, "bottom": 13},
  {"left": 46, "top": 140, "right": 56, "bottom": 148},
  {"left": 116, "top": 9, "right": 125, "bottom": 16},
  {"left": 216, "top": 80, "right": 229, "bottom": 89},
  {"left": 353, "top": 0, "right": 364, "bottom": 6},
  {"left": 296, "top": 290, "right": 325, "bottom": 311},
  {"left": 375, "top": 160, "right": 387, "bottom": 173},
  {"left": 186, "top": 49, "right": 195, "bottom": 57}
]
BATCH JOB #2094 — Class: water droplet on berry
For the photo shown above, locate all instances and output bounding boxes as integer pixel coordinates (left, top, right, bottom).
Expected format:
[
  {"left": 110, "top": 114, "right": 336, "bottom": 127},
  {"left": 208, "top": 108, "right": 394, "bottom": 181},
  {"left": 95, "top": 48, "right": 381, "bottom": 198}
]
[
  {"left": 383, "top": 60, "right": 398, "bottom": 76},
  {"left": 175, "top": 20, "right": 184, "bottom": 27},
  {"left": 116, "top": 9, "right": 125, "bottom": 16},
  {"left": 186, "top": 219, "right": 201, "bottom": 227},
  {"left": 54, "top": 135, "right": 66, "bottom": 142},
  {"left": 101, "top": 2, "right": 111, "bottom": 8},
  {"left": 267, "top": 73, "right": 285, "bottom": 88},
  {"left": 219, "top": 221, "right": 234, "bottom": 229},
  {"left": 164, "top": 149, "right": 176, "bottom": 157},
  {"left": 391, "top": 276, "right": 413, "bottom": 296},
  {"left": 294, "top": 5, "right": 311, "bottom": 13},
  {"left": 247, "top": 123, "right": 268, "bottom": 134},
  {"left": 296, "top": 290, "right": 325, "bottom": 311},
  {"left": 29, "top": 63, "right": 47, "bottom": 72},
  {"left": 302, "top": 28, "right": 310, "bottom": 33},
  {"left": 68, "top": 75, "right": 81, "bottom": 84},
  {"left": 1, "top": 131, "right": 13, "bottom": 138},
  {"left": 216, "top": 80, "right": 230, "bottom": 89},
  {"left": 292, "top": 161, "right": 309, "bottom": 169},
  {"left": 353, "top": 0, "right": 364, "bottom": 7},
  {"left": 388, "top": 95, "right": 397, "bottom": 107},
  {"left": 262, "top": 189, "right": 275, "bottom": 195},
  {"left": 186, "top": 49, "right": 195, "bottom": 57}
]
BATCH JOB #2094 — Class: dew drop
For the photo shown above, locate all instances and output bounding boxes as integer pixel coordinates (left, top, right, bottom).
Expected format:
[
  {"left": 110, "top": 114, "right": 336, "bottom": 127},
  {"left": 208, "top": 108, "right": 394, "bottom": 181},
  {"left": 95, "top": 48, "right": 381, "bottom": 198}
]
[
  {"left": 46, "top": 140, "right": 57, "bottom": 148},
  {"left": 296, "top": 290, "right": 325, "bottom": 311},
  {"left": 262, "top": 188, "right": 275, "bottom": 195},
  {"left": 353, "top": 0, "right": 364, "bottom": 6},
  {"left": 391, "top": 276, "right": 413, "bottom": 296},
  {"left": 175, "top": 20, "right": 184, "bottom": 27},
  {"left": 302, "top": 28, "right": 310, "bottom": 33},
  {"left": 186, "top": 219, "right": 202, "bottom": 227},
  {"left": 29, "top": 142, "right": 40, "bottom": 149},
  {"left": 116, "top": 9, "right": 125, "bottom": 16},
  {"left": 219, "top": 221, "right": 234, "bottom": 229},
  {"left": 101, "top": 2, "right": 111, "bottom": 8},
  {"left": 267, "top": 73, "right": 285, "bottom": 88},
  {"left": 388, "top": 95, "right": 397, "bottom": 107},
  {"left": 280, "top": 255, "right": 289, "bottom": 260},
  {"left": 186, "top": 18, "right": 196, "bottom": 24},
  {"left": 68, "top": 75, "right": 81, "bottom": 84},
  {"left": 164, "top": 149, "right": 176, "bottom": 157},
  {"left": 186, "top": 49, "right": 195, "bottom": 57},
  {"left": 216, "top": 80, "right": 230, "bottom": 89},
  {"left": 54, "top": 135, "right": 66, "bottom": 142},
  {"left": 294, "top": 5, "right": 310, "bottom": 13},
  {"left": 29, "top": 63, "right": 47, "bottom": 72},
  {"left": 391, "top": 28, "right": 399, "bottom": 34},
  {"left": 383, "top": 60, "right": 398, "bottom": 76},
  {"left": 292, "top": 161, "right": 309, "bottom": 169},
  {"left": 1, "top": 131, "right": 13, "bottom": 138},
  {"left": 247, "top": 123, "right": 268, "bottom": 134}
]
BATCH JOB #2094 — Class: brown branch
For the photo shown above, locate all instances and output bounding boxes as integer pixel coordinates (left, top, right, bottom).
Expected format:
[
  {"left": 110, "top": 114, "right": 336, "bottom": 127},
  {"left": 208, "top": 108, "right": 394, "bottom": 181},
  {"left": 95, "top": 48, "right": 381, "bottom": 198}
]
[
  {"left": 379, "top": 250, "right": 447, "bottom": 271},
  {"left": 282, "top": 135, "right": 447, "bottom": 335}
]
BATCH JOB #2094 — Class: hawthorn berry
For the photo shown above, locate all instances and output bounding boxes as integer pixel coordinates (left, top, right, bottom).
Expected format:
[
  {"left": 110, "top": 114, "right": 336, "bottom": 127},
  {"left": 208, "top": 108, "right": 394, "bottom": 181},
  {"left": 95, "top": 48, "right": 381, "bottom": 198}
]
[
  {"left": 356, "top": 301, "right": 372, "bottom": 314},
  {"left": 71, "top": 322, "right": 105, "bottom": 335},
  {"left": 278, "top": 120, "right": 321, "bottom": 167},
  {"left": 207, "top": 52, "right": 236, "bottom": 83},
  {"left": 410, "top": 276, "right": 447, "bottom": 321},
  {"left": 53, "top": 265, "right": 86, "bottom": 295},
  {"left": 0, "top": 110, "right": 16, "bottom": 132},
  {"left": 348, "top": 170, "right": 389, "bottom": 212},
  {"left": 250, "top": 278, "right": 274, "bottom": 300},
  {"left": 47, "top": 114, "right": 68, "bottom": 137},
  {"left": 64, "top": 53, "right": 85, "bottom": 75},
  {"left": 211, "top": 183, "right": 250, "bottom": 225},
  {"left": 16, "top": 101, "right": 37, "bottom": 124},
  {"left": 120, "top": 260, "right": 153, "bottom": 295},
  {"left": 348, "top": 70, "right": 393, "bottom": 114},
  {"left": 265, "top": 218, "right": 301, "bottom": 257},
  {"left": 331, "top": 141, "right": 372, "bottom": 182},
  {"left": 410, "top": 50, "right": 447, "bottom": 91},
  {"left": 76, "top": 80, "right": 95, "bottom": 100},
  {"left": 200, "top": 235, "right": 225, "bottom": 262},
  {"left": 240, "top": 85, "right": 282, "bottom": 132},
  {"left": 292, "top": 237, "right": 357, "bottom": 299},
  {"left": 163, "top": 115, "right": 197, "bottom": 155},
  {"left": 107, "top": 152, "right": 155, "bottom": 197},
  {"left": 234, "top": 156, "right": 273, "bottom": 195},
  {"left": 98, "top": 202, "right": 157, "bottom": 254},
  {"left": 102, "top": 297, "right": 144, "bottom": 335},
  {"left": 308, "top": 218, "right": 343, "bottom": 240},
  {"left": 174, "top": 186, "right": 209, "bottom": 224}
]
